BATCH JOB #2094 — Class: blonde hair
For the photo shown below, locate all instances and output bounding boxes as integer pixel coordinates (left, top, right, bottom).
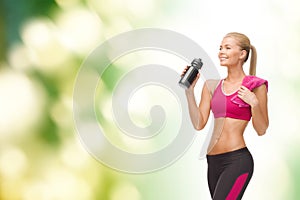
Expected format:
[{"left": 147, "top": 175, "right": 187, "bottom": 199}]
[{"left": 225, "top": 32, "right": 257, "bottom": 76}]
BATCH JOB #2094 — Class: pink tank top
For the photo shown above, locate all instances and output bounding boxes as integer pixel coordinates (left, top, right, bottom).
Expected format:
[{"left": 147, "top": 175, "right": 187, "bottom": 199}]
[{"left": 211, "top": 76, "right": 268, "bottom": 121}]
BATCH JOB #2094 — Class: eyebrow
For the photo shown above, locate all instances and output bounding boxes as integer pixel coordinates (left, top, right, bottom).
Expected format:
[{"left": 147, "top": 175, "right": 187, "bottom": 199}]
[{"left": 220, "top": 44, "right": 232, "bottom": 48}]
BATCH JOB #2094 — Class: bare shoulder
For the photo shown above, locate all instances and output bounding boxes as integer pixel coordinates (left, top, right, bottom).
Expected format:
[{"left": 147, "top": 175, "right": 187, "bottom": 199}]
[{"left": 253, "top": 83, "right": 267, "bottom": 94}]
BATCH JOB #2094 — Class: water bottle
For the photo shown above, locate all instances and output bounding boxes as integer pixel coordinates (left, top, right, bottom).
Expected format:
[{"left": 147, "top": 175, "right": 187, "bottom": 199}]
[{"left": 179, "top": 58, "right": 203, "bottom": 89}]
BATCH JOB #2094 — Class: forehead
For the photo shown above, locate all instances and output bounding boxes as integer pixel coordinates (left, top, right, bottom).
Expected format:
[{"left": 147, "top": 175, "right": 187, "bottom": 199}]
[{"left": 221, "top": 36, "right": 239, "bottom": 46}]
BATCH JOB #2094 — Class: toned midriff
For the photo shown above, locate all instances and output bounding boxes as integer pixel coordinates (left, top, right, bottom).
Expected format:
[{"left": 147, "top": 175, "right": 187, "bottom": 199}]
[{"left": 208, "top": 117, "right": 249, "bottom": 155}]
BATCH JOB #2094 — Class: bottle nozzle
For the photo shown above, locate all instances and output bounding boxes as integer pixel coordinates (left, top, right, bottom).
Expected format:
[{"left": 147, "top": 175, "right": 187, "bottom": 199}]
[{"left": 191, "top": 58, "right": 203, "bottom": 70}]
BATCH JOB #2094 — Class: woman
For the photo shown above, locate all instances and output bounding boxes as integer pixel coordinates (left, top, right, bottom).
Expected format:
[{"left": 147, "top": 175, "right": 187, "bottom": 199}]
[{"left": 182, "top": 32, "right": 269, "bottom": 199}]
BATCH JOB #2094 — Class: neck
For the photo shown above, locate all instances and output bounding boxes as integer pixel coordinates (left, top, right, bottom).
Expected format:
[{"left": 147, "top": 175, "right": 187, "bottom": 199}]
[{"left": 226, "top": 66, "right": 246, "bottom": 82}]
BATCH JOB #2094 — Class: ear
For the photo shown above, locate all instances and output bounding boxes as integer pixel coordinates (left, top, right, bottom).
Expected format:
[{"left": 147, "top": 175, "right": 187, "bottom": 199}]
[{"left": 239, "top": 49, "right": 247, "bottom": 61}]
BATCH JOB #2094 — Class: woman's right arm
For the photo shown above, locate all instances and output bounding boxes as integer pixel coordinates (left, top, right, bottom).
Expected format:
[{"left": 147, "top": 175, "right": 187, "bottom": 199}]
[{"left": 184, "top": 74, "right": 211, "bottom": 130}]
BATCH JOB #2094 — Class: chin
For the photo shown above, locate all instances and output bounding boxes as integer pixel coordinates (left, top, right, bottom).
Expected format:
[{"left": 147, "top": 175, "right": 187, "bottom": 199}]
[{"left": 220, "top": 62, "right": 227, "bottom": 66}]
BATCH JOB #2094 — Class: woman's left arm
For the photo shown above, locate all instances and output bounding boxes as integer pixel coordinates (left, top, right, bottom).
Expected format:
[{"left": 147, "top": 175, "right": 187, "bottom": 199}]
[{"left": 238, "top": 85, "right": 269, "bottom": 135}]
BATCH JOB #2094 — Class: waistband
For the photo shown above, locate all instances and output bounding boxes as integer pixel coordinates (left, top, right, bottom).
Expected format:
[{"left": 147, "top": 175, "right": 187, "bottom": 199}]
[{"left": 206, "top": 147, "right": 250, "bottom": 160}]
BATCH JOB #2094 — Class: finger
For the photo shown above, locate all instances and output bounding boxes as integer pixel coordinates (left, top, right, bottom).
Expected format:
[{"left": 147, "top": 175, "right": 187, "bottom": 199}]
[
  {"left": 238, "top": 89, "right": 244, "bottom": 95},
  {"left": 180, "top": 66, "right": 190, "bottom": 77},
  {"left": 190, "top": 73, "right": 200, "bottom": 87},
  {"left": 193, "top": 72, "right": 200, "bottom": 82},
  {"left": 238, "top": 93, "right": 245, "bottom": 100},
  {"left": 240, "top": 86, "right": 249, "bottom": 91}
]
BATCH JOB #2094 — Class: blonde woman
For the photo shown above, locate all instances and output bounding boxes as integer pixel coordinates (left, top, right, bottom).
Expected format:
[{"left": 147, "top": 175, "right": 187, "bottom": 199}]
[{"left": 182, "top": 32, "right": 268, "bottom": 199}]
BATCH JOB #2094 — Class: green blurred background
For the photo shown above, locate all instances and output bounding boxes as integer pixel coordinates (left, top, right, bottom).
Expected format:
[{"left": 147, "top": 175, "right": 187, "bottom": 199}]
[{"left": 0, "top": 0, "right": 300, "bottom": 199}]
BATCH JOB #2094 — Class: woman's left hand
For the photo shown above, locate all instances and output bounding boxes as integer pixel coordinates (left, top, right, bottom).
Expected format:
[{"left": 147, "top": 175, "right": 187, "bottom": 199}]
[{"left": 238, "top": 86, "right": 258, "bottom": 107}]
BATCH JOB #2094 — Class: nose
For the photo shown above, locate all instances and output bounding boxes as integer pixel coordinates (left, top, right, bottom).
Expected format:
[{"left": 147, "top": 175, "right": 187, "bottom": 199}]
[
  {"left": 219, "top": 48, "right": 225, "bottom": 54},
  {"left": 218, "top": 50, "right": 224, "bottom": 57}
]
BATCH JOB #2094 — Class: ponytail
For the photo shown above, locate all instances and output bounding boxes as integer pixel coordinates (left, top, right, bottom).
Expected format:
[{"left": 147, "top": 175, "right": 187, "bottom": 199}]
[{"left": 249, "top": 45, "right": 257, "bottom": 76}]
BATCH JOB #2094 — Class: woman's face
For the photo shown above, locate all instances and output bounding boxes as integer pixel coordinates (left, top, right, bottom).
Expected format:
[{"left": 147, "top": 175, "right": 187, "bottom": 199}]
[{"left": 218, "top": 36, "right": 245, "bottom": 67}]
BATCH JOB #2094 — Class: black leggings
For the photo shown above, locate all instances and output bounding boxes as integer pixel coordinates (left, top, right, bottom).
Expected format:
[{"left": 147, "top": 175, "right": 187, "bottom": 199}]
[{"left": 206, "top": 147, "right": 254, "bottom": 200}]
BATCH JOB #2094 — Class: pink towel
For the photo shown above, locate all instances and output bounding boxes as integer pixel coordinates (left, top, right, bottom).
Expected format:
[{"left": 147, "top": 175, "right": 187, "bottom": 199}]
[{"left": 231, "top": 75, "right": 268, "bottom": 107}]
